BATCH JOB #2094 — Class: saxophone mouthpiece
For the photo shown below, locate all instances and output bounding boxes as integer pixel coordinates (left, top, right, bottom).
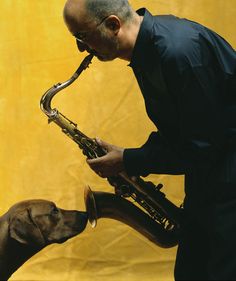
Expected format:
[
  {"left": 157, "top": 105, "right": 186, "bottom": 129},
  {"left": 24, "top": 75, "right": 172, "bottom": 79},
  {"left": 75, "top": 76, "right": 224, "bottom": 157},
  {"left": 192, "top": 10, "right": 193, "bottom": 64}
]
[{"left": 75, "top": 53, "right": 94, "bottom": 76}]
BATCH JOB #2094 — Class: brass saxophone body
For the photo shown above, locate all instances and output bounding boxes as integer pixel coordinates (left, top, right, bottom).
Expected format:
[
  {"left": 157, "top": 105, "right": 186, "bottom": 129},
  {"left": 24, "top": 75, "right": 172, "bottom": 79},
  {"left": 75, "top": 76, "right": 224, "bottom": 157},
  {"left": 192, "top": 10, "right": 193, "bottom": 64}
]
[
  {"left": 84, "top": 186, "right": 179, "bottom": 248},
  {"left": 40, "top": 54, "right": 183, "bottom": 248}
]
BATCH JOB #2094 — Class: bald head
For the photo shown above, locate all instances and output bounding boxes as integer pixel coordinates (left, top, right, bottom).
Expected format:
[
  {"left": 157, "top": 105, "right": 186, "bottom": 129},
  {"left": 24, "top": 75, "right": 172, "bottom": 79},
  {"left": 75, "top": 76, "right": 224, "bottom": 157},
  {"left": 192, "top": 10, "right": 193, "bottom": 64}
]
[
  {"left": 63, "top": 0, "right": 134, "bottom": 31},
  {"left": 63, "top": 0, "right": 86, "bottom": 33}
]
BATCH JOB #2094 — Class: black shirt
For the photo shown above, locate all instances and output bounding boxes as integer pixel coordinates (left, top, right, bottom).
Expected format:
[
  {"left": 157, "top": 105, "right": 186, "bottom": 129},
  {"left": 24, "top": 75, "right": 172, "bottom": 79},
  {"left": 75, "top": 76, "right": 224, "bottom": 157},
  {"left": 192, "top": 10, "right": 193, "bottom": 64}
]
[{"left": 123, "top": 8, "right": 236, "bottom": 176}]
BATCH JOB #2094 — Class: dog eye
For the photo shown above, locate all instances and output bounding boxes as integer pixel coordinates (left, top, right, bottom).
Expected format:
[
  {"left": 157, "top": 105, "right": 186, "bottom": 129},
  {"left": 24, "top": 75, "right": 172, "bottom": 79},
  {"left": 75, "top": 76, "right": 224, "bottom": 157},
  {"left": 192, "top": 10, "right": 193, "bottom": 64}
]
[{"left": 51, "top": 206, "right": 59, "bottom": 215}]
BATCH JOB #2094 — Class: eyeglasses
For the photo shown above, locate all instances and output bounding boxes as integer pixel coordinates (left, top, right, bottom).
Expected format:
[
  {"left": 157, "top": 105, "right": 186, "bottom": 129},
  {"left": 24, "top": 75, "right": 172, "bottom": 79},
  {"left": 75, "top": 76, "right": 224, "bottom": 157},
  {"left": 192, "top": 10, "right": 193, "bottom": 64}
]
[{"left": 74, "top": 15, "right": 109, "bottom": 43}]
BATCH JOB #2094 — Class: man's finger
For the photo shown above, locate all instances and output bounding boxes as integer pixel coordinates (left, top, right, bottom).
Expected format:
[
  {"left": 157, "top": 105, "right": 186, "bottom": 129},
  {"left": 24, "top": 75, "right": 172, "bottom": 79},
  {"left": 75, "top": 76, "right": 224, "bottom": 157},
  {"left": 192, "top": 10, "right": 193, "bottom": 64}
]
[
  {"left": 95, "top": 137, "right": 111, "bottom": 151},
  {"left": 86, "top": 155, "right": 106, "bottom": 167}
]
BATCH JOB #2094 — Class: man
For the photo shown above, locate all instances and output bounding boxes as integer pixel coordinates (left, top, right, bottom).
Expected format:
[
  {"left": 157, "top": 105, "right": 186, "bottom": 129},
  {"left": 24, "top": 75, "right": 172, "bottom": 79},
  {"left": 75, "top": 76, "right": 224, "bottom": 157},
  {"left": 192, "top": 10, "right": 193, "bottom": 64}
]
[{"left": 63, "top": 0, "right": 236, "bottom": 280}]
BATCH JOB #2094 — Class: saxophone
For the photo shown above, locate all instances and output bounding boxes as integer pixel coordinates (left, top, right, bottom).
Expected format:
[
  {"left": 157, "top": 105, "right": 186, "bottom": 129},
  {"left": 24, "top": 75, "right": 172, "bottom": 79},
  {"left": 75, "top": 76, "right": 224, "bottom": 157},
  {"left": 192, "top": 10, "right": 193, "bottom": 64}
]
[{"left": 40, "top": 54, "right": 183, "bottom": 248}]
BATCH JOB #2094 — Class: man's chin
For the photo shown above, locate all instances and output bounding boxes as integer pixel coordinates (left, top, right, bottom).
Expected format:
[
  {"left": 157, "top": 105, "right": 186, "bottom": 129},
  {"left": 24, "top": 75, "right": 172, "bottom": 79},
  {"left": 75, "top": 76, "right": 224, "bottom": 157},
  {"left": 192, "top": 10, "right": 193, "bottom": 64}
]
[{"left": 95, "top": 53, "right": 116, "bottom": 62}]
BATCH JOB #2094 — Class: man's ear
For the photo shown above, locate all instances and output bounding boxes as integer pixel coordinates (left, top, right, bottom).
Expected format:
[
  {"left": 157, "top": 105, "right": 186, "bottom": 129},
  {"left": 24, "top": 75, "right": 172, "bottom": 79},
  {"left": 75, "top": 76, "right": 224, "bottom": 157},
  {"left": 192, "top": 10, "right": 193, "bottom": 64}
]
[
  {"left": 104, "top": 15, "right": 121, "bottom": 34},
  {"left": 9, "top": 209, "right": 45, "bottom": 248}
]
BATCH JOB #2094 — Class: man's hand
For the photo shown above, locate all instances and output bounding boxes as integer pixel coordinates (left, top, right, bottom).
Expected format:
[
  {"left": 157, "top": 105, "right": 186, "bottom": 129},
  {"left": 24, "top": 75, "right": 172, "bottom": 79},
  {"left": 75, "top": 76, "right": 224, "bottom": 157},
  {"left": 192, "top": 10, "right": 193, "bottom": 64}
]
[{"left": 86, "top": 138, "right": 125, "bottom": 178}]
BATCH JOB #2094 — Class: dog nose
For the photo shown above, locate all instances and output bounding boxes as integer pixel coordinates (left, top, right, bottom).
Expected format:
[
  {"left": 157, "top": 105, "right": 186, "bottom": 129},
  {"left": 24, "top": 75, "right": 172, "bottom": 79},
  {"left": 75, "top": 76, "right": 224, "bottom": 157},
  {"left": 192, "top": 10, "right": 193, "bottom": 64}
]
[
  {"left": 75, "top": 211, "right": 88, "bottom": 231},
  {"left": 79, "top": 211, "right": 88, "bottom": 220}
]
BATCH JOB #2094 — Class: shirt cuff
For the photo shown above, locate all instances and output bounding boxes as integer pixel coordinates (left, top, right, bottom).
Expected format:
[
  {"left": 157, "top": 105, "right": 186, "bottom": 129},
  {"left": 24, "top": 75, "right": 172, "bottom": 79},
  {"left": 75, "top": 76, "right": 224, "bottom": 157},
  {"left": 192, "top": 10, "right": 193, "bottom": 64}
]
[{"left": 123, "top": 148, "right": 149, "bottom": 176}]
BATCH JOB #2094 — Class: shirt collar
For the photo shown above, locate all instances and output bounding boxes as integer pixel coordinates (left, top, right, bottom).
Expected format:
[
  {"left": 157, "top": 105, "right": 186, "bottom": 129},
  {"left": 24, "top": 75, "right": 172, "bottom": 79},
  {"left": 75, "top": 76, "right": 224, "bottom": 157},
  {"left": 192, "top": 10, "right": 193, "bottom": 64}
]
[{"left": 129, "top": 8, "right": 156, "bottom": 69}]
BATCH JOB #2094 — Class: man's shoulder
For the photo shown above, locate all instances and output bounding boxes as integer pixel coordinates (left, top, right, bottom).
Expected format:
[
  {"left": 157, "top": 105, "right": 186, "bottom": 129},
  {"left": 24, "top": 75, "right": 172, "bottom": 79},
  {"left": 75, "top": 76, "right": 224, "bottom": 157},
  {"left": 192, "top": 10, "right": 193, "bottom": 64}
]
[
  {"left": 153, "top": 15, "right": 203, "bottom": 47},
  {"left": 151, "top": 15, "right": 206, "bottom": 68}
]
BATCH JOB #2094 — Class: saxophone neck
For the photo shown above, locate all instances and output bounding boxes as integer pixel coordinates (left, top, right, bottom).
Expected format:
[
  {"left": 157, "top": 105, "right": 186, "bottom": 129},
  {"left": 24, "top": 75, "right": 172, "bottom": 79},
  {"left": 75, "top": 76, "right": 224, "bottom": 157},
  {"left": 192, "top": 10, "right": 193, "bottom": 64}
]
[
  {"left": 75, "top": 53, "right": 94, "bottom": 76},
  {"left": 40, "top": 54, "right": 93, "bottom": 118}
]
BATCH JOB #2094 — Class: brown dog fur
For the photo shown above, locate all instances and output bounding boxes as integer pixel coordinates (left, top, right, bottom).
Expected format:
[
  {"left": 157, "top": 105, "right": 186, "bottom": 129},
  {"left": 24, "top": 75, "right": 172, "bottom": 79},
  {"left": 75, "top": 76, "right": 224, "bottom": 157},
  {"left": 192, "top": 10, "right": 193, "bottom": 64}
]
[{"left": 0, "top": 199, "right": 88, "bottom": 280}]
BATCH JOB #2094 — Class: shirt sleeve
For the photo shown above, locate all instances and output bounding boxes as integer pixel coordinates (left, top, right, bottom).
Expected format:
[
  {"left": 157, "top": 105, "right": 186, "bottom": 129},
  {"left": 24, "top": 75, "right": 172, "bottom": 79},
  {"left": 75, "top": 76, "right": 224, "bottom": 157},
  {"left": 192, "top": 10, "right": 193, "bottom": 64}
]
[{"left": 123, "top": 131, "right": 189, "bottom": 176}]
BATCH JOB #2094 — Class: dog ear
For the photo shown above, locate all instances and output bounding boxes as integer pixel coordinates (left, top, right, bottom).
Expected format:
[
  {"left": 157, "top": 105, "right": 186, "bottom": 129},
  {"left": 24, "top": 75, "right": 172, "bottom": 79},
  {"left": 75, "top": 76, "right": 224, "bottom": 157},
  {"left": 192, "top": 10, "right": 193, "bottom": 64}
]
[{"left": 9, "top": 208, "right": 45, "bottom": 248}]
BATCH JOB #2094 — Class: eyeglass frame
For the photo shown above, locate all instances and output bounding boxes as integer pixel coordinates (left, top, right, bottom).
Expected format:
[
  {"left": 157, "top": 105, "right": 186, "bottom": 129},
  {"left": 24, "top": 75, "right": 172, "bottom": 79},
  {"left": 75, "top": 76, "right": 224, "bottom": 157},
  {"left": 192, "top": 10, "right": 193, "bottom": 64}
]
[{"left": 74, "top": 15, "right": 110, "bottom": 43}]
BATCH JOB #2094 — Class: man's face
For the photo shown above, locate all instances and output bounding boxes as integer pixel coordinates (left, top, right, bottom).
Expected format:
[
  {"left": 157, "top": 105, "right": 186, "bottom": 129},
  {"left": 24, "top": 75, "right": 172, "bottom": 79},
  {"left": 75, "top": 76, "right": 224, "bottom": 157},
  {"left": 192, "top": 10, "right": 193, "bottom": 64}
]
[
  {"left": 75, "top": 23, "right": 120, "bottom": 62},
  {"left": 64, "top": 3, "right": 120, "bottom": 62}
]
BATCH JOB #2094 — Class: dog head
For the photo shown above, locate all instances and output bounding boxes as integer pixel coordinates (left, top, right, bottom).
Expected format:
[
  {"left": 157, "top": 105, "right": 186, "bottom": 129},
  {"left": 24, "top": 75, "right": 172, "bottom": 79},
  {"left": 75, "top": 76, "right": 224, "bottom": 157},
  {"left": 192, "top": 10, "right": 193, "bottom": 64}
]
[{"left": 7, "top": 199, "right": 88, "bottom": 248}]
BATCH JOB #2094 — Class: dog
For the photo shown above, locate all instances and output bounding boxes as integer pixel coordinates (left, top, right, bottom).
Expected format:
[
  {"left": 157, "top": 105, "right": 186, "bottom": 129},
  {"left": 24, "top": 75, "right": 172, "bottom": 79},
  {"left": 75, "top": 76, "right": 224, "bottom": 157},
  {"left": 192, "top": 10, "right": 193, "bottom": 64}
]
[{"left": 0, "top": 199, "right": 88, "bottom": 281}]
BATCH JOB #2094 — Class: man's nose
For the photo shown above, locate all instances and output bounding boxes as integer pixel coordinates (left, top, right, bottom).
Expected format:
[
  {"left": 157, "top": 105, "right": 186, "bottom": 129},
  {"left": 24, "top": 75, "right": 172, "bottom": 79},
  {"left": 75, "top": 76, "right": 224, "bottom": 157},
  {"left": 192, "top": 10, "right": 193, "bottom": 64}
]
[{"left": 76, "top": 39, "right": 92, "bottom": 53}]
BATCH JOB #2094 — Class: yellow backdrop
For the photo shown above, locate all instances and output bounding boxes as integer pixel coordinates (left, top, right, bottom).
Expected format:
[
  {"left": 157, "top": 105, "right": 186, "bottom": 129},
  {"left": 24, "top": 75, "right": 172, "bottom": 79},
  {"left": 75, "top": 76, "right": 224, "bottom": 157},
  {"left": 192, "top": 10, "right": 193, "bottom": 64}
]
[{"left": 0, "top": 0, "right": 235, "bottom": 280}]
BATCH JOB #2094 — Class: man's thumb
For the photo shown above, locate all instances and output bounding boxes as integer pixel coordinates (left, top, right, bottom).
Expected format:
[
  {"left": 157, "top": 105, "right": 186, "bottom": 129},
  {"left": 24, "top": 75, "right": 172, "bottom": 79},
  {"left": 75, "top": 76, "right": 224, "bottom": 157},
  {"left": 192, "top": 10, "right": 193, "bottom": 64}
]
[{"left": 95, "top": 137, "right": 110, "bottom": 151}]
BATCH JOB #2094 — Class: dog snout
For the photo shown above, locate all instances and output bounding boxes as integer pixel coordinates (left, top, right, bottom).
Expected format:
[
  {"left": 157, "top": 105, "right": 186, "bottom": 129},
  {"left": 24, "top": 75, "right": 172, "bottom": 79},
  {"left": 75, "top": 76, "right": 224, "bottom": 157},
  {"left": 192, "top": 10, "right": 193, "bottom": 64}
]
[
  {"left": 76, "top": 211, "right": 88, "bottom": 224},
  {"left": 75, "top": 211, "right": 88, "bottom": 233},
  {"left": 61, "top": 210, "right": 88, "bottom": 234}
]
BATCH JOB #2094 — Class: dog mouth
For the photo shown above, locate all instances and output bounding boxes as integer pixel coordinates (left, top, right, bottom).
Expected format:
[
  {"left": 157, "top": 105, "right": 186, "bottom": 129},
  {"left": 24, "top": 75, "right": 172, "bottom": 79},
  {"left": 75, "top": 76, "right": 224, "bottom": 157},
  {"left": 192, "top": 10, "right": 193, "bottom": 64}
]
[
  {"left": 57, "top": 237, "right": 70, "bottom": 244},
  {"left": 75, "top": 212, "right": 88, "bottom": 233},
  {"left": 65, "top": 212, "right": 89, "bottom": 242}
]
